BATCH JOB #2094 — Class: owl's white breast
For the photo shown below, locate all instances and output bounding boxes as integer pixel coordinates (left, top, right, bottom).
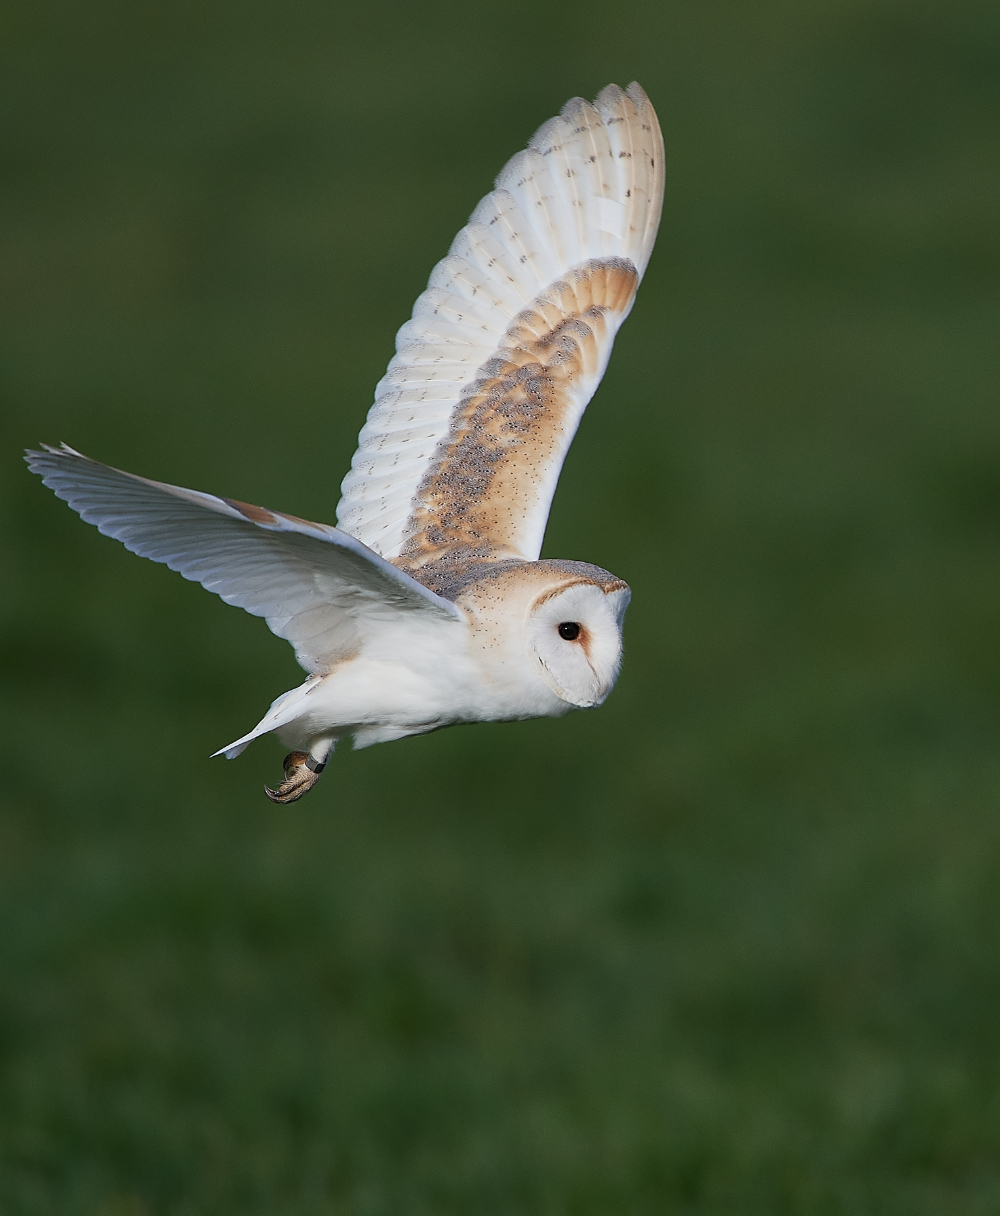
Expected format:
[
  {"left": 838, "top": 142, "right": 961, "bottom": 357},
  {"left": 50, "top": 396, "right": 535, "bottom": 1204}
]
[
  {"left": 277, "top": 602, "right": 568, "bottom": 751},
  {"left": 270, "top": 557, "right": 627, "bottom": 753}
]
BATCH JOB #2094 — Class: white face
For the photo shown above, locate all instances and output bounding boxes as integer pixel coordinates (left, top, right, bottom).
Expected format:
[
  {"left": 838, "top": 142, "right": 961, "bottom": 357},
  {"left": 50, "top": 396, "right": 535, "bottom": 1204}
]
[{"left": 525, "top": 582, "right": 631, "bottom": 708}]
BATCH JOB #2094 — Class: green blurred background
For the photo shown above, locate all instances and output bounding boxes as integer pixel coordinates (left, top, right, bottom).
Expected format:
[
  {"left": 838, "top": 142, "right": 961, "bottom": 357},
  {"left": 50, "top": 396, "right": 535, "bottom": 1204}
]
[{"left": 2, "top": 0, "right": 999, "bottom": 1211}]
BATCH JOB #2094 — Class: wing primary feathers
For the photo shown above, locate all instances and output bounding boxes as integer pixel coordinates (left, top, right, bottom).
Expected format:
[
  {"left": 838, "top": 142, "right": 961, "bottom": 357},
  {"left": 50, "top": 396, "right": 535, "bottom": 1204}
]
[
  {"left": 26, "top": 444, "right": 463, "bottom": 675},
  {"left": 337, "top": 83, "right": 664, "bottom": 563}
]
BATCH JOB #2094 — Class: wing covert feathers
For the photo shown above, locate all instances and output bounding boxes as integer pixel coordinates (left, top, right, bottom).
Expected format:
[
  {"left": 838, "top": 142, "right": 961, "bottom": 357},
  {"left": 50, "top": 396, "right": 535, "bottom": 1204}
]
[
  {"left": 337, "top": 82, "right": 663, "bottom": 564},
  {"left": 25, "top": 444, "right": 461, "bottom": 675}
]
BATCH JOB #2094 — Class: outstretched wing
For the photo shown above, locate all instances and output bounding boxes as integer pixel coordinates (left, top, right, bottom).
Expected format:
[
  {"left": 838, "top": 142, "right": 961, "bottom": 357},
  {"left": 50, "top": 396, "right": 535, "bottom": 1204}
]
[
  {"left": 336, "top": 82, "right": 664, "bottom": 567},
  {"left": 26, "top": 444, "right": 463, "bottom": 675}
]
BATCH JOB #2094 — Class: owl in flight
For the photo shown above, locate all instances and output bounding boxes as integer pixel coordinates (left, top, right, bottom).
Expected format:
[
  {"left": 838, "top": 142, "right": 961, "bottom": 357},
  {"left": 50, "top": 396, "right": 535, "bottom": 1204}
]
[{"left": 27, "top": 83, "right": 664, "bottom": 803}]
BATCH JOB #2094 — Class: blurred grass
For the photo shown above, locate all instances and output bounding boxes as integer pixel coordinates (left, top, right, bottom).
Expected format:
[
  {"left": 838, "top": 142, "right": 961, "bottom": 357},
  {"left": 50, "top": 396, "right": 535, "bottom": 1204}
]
[{"left": 2, "top": 0, "right": 1000, "bottom": 1211}]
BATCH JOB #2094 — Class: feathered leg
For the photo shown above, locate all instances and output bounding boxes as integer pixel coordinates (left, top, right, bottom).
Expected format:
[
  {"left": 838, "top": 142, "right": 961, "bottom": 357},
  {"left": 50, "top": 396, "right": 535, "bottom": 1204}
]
[{"left": 265, "top": 737, "right": 335, "bottom": 804}]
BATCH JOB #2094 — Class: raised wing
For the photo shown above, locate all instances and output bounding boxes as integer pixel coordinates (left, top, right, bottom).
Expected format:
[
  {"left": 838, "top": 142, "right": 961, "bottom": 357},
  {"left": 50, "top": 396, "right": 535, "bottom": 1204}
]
[
  {"left": 26, "top": 444, "right": 463, "bottom": 675},
  {"left": 336, "top": 82, "right": 664, "bottom": 567}
]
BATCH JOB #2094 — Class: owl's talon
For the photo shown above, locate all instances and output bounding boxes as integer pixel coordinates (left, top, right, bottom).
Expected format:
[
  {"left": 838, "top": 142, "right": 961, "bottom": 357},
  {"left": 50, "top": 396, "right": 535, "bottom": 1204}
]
[{"left": 264, "top": 751, "right": 325, "bottom": 804}]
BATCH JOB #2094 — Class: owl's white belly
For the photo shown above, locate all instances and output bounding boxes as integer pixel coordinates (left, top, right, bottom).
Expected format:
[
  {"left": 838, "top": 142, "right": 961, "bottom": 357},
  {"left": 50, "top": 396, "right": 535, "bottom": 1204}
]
[{"left": 275, "top": 620, "right": 570, "bottom": 750}]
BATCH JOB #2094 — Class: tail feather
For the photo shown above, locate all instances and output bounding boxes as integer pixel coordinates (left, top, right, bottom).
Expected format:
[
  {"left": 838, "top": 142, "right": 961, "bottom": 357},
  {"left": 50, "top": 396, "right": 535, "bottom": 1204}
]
[{"left": 212, "top": 675, "right": 323, "bottom": 759}]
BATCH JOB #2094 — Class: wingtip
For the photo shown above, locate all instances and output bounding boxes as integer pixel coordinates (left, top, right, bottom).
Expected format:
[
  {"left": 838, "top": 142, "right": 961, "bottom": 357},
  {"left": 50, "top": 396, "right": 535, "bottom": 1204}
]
[
  {"left": 211, "top": 742, "right": 250, "bottom": 760},
  {"left": 24, "top": 445, "right": 53, "bottom": 472},
  {"left": 25, "top": 441, "right": 85, "bottom": 464},
  {"left": 595, "top": 82, "right": 627, "bottom": 110},
  {"left": 559, "top": 94, "right": 599, "bottom": 126},
  {"left": 536, "top": 82, "right": 657, "bottom": 153},
  {"left": 625, "top": 81, "right": 652, "bottom": 107}
]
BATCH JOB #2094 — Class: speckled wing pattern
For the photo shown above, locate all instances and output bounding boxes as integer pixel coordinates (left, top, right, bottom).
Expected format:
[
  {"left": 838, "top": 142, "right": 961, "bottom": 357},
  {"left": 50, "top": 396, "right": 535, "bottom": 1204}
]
[
  {"left": 336, "top": 82, "right": 664, "bottom": 566},
  {"left": 26, "top": 444, "right": 462, "bottom": 676}
]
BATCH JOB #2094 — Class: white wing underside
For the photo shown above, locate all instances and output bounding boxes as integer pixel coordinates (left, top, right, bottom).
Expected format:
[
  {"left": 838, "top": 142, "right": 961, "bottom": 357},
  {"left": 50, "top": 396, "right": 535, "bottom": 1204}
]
[
  {"left": 25, "top": 445, "right": 462, "bottom": 689},
  {"left": 336, "top": 82, "right": 664, "bottom": 562}
]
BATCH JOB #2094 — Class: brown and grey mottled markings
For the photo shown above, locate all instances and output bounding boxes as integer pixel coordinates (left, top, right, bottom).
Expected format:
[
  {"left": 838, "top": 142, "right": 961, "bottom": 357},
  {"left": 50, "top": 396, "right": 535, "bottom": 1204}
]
[
  {"left": 397, "top": 256, "right": 639, "bottom": 567},
  {"left": 223, "top": 497, "right": 277, "bottom": 525},
  {"left": 222, "top": 499, "right": 323, "bottom": 532},
  {"left": 402, "top": 555, "right": 628, "bottom": 608}
]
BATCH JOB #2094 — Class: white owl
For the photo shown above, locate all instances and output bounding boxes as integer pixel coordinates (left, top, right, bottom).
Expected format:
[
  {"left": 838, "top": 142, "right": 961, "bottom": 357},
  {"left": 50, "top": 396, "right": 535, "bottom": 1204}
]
[{"left": 27, "top": 83, "right": 664, "bottom": 803}]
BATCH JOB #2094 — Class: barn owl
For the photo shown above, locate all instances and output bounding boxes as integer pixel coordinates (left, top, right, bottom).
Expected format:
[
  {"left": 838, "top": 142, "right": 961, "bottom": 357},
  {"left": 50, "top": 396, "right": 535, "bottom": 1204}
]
[{"left": 27, "top": 82, "right": 664, "bottom": 803}]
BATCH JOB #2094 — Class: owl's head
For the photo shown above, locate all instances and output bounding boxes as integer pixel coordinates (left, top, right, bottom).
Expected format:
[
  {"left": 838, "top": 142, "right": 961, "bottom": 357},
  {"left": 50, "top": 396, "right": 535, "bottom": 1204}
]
[{"left": 525, "top": 573, "right": 631, "bottom": 709}]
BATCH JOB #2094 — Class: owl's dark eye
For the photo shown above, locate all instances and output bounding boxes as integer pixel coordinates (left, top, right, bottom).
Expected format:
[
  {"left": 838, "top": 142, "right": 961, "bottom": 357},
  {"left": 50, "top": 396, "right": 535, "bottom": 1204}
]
[{"left": 558, "top": 621, "right": 581, "bottom": 641}]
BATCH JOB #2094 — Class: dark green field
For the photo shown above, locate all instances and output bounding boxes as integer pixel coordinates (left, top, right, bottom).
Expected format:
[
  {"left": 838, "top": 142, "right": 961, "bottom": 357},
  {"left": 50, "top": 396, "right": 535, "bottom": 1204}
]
[{"left": 2, "top": 1, "right": 999, "bottom": 1211}]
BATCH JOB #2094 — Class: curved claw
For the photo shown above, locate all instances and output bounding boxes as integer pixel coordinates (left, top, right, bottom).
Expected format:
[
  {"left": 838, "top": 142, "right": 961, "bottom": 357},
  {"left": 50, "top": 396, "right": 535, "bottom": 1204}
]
[{"left": 265, "top": 751, "right": 325, "bottom": 804}]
